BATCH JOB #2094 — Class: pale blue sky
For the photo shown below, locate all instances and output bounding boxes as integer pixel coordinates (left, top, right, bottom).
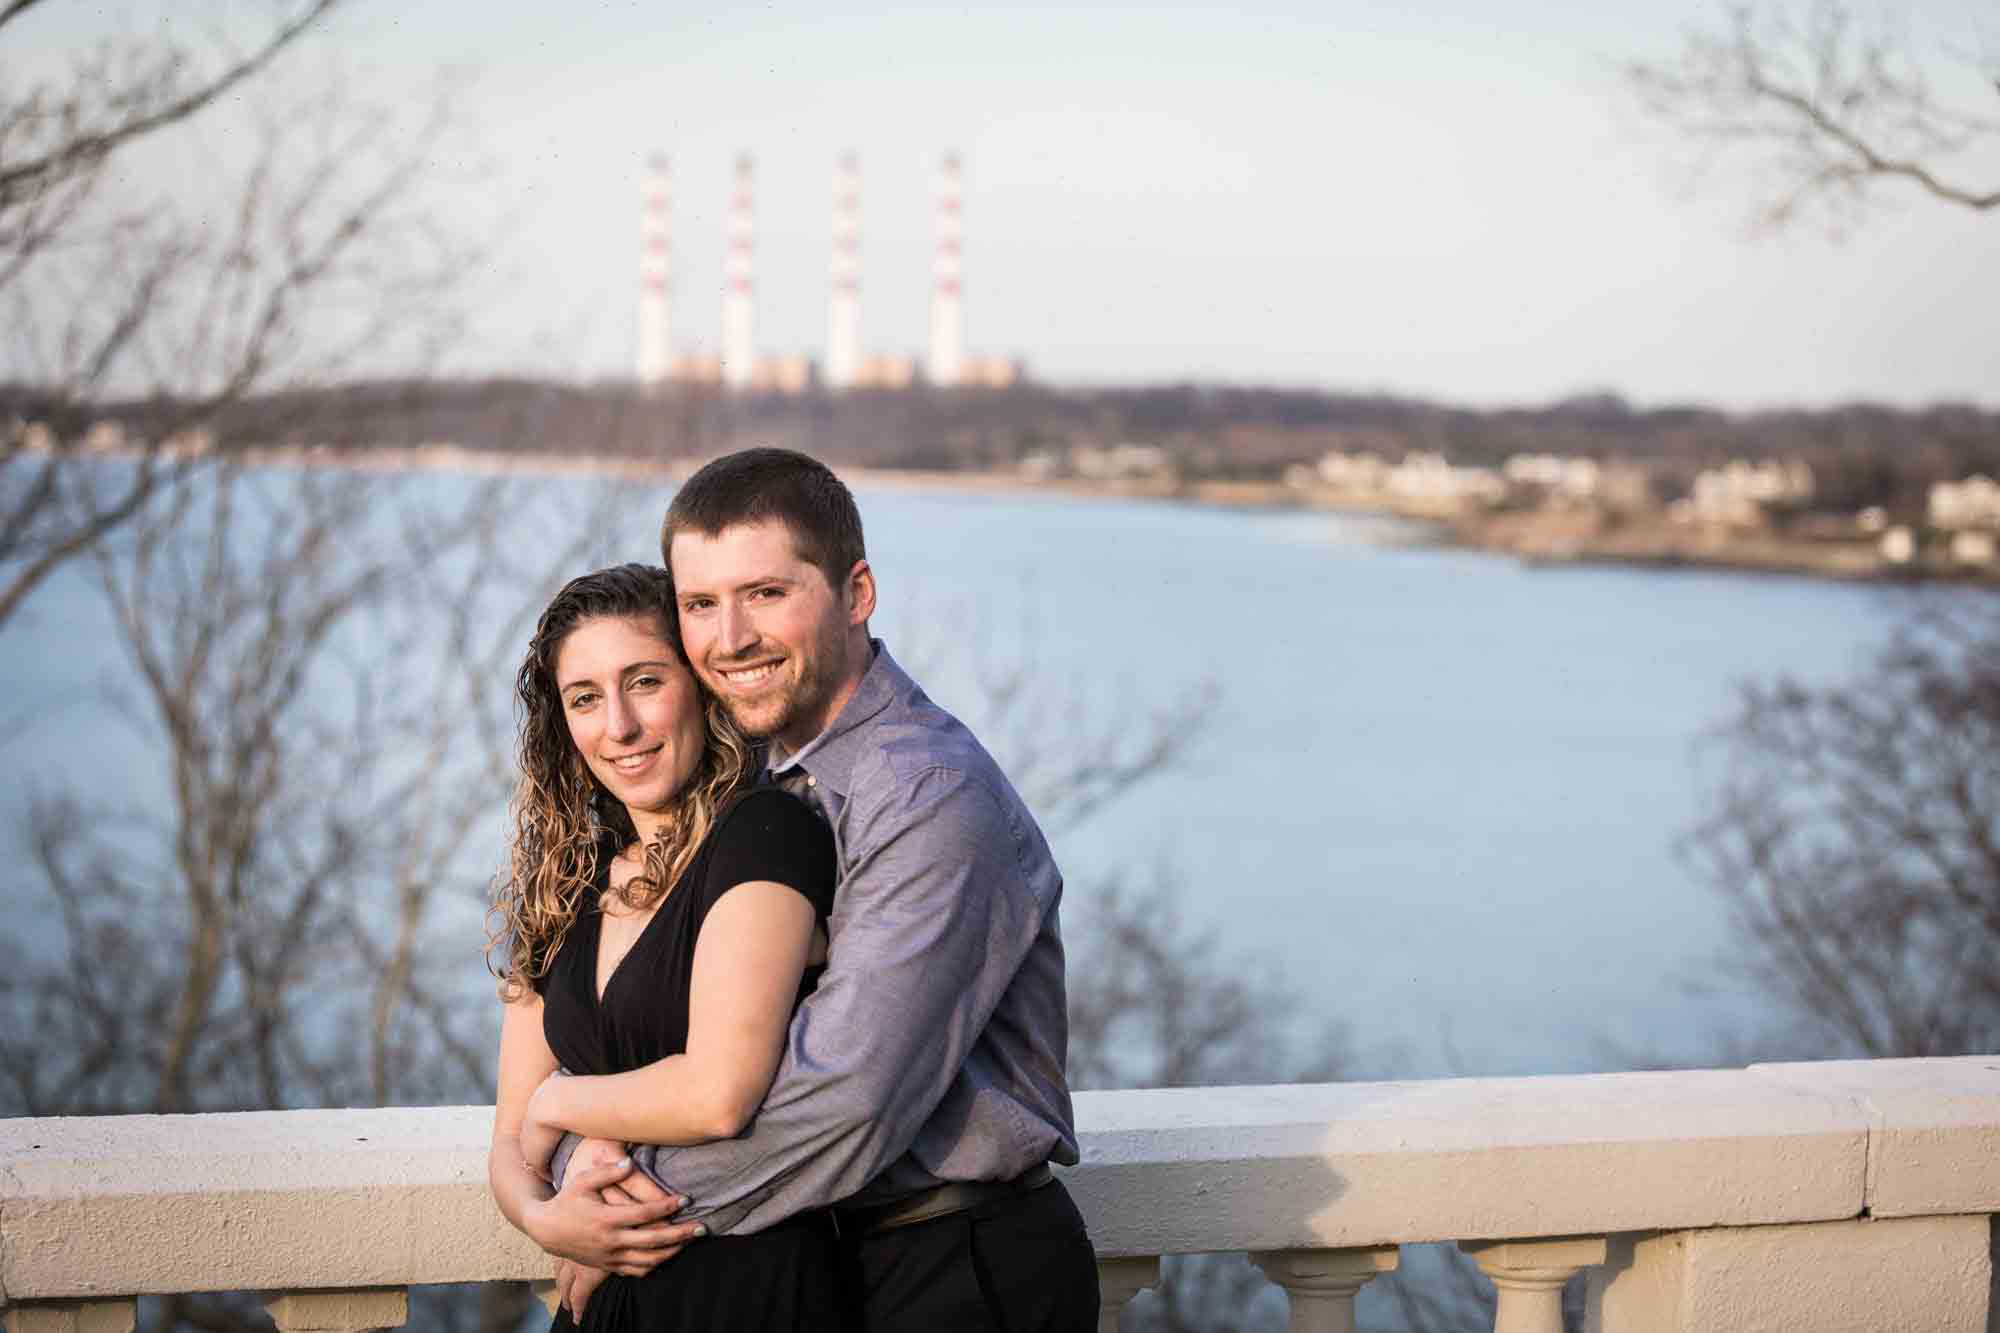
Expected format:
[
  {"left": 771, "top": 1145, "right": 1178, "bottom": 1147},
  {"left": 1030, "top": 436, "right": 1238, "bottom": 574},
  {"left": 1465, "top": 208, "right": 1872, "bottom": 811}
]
[{"left": 12, "top": 0, "right": 2000, "bottom": 408}]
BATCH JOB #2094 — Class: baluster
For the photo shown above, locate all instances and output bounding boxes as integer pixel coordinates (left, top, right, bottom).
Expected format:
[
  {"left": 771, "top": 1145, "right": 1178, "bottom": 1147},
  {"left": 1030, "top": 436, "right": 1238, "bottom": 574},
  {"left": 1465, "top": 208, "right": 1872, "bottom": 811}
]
[
  {"left": 1097, "top": 1254, "right": 1159, "bottom": 1333},
  {"left": 1254, "top": 1245, "right": 1399, "bottom": 1333},
  {"left": 263, "top": 1287, "right": 409, "bottom": 1332},
  {"left": 1460, "top": 1237, "right": 1606, "bottom": 1333},
  {"left": 5, "top": 1300, "right": 137, "bottom": 1333}
]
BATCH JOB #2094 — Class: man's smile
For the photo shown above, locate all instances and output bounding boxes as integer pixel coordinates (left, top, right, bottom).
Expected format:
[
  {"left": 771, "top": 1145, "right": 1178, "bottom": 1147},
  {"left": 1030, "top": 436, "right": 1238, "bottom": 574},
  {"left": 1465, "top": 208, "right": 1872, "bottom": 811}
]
[{"left": 717, "top": 661, "right": 783, "bottom": 688}]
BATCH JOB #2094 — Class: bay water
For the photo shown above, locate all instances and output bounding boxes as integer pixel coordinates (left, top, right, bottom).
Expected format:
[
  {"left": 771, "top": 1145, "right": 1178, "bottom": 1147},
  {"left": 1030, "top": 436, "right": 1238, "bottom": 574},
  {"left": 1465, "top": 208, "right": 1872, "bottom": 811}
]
[
  {"left": 858, "top": 487, "right": 1906, "bottom": 1077},
  {"left": 0, "top": 468, "right": 1915, "bottom": 1082}
]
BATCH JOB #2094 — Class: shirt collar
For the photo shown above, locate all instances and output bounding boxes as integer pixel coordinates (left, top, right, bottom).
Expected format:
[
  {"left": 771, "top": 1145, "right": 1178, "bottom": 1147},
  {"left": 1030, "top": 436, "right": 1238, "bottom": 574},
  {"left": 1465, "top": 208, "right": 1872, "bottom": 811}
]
[{"left": 765, "top": 638, "right": 905, "bottom": 800}]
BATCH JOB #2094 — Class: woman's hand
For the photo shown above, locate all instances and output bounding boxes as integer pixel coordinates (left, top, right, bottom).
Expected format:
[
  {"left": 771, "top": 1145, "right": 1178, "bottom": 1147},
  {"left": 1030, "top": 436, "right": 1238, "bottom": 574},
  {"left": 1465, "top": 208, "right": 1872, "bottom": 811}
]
[
  {"left": 546, "top": 1138, "right": 649, "bottom": 1322},
  {"left": 555, "top": 1258, "right": 606, "bottom": 1324}
]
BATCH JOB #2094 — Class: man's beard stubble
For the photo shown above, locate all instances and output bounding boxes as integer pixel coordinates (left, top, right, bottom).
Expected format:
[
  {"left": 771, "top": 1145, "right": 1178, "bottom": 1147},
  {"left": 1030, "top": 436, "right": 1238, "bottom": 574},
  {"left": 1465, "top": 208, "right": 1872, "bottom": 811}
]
[{"left": 711, "top": 628, "right": 842, "bottom": 743}]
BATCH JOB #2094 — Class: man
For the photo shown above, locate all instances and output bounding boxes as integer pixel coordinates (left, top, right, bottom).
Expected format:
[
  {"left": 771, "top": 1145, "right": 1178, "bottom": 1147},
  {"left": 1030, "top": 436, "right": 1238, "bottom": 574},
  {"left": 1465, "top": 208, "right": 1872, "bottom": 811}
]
[{"left": 560, "top": 447, "right": 1098, "bottom": 1330}]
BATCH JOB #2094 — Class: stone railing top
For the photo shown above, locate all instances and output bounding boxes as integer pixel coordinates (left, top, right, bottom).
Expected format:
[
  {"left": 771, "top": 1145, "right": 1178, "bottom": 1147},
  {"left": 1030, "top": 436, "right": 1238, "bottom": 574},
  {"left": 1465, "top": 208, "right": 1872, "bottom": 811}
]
[{"left": 2, "top": 1056, "right": 1996, "bottom": 1301}]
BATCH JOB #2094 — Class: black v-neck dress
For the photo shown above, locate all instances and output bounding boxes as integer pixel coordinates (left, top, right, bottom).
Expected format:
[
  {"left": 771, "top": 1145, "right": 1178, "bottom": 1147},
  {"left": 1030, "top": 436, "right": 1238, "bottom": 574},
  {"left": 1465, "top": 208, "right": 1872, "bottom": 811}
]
[{"left": 537, "top": 787, "right": 840, "bottom": 1332}]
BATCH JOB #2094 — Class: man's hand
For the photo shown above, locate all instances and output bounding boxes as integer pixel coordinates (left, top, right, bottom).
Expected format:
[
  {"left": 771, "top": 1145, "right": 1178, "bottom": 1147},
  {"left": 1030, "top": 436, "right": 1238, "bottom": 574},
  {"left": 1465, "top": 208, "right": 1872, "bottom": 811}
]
[{"left": 523, "top": 1153, "right": 705, "bottom": 1276}]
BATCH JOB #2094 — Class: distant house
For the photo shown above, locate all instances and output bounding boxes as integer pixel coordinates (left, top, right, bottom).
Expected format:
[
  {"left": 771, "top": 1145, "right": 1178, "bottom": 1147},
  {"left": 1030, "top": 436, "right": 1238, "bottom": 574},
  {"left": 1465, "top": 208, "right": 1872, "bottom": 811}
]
[{"left": 1929, "top": 475, "right": 2000, "bottom": 532}]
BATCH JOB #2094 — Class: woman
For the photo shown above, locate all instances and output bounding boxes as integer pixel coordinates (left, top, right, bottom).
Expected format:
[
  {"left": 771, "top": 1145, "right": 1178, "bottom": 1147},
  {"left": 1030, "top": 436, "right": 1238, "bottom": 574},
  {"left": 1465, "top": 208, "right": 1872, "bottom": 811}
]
[{"left": 488, "top": 563, "right": 839, "bottom": 1329}]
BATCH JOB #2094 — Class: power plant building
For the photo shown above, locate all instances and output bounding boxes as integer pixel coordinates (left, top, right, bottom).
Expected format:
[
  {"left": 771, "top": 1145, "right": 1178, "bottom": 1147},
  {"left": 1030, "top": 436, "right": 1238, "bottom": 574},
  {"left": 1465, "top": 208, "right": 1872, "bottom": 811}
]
[
  {"left": 635, "top": 150, "right": 1021, "bottom": 395},
  {"left": 635, "top": 155, "right": 672, "bottom": 394},
  {"left": 826, "top": 152, "right": 862, "bottom": 391}
]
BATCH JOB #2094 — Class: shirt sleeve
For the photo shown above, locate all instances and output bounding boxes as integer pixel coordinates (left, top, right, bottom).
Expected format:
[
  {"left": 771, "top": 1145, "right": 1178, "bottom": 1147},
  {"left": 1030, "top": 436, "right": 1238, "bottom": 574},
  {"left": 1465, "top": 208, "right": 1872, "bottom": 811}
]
[
  {"left": 631, "top": 763, "right": 1050, "bottom": 1234},
  {"left": 701, "top": 788, "right": 836, "bottom": 923}
]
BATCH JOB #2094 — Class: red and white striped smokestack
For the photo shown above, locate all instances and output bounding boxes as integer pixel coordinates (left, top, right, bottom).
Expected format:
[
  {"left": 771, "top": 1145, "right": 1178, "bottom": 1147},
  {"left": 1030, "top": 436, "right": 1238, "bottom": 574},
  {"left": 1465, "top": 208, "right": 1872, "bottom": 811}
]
[
  {"left": 636, "top": 153, "right": 672, "bottom": 392},
  {"left": 722, "top": 153, "right": 757, "bottom": 391},
  {"left": 827, "top": 151, "right": 862, "bottom": 392},
  {"left": 927, "top": 152, "right": 965, "bottom": 388}
]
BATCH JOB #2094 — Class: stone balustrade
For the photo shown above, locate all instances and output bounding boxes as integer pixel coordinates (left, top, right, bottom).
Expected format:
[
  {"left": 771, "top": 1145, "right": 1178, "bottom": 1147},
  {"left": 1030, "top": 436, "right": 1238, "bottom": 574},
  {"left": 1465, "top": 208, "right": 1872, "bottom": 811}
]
[{"left": 3, "top": 1056, "right": 1996, "bottom": 1332}]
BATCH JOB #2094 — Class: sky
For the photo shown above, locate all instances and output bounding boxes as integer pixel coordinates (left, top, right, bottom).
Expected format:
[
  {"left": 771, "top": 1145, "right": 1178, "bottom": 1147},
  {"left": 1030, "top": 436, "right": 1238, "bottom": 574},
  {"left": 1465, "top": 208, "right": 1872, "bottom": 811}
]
[{"left": 10, "top": 0, "right": 2000, "bottom": 410}]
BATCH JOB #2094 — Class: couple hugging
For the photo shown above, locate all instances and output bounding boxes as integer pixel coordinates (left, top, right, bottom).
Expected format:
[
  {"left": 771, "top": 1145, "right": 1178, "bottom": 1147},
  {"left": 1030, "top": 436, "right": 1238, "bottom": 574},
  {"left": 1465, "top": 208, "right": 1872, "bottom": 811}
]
[{"left": 488, "top": 447, "right": 1100, "bottom": 1331}]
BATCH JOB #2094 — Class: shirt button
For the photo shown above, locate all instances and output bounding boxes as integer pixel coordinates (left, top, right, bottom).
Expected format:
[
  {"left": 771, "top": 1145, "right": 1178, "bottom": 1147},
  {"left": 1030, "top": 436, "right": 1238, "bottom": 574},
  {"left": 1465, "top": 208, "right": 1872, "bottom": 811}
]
[{"left": 805, "top": 776, "right": 816, "bottom": 787}]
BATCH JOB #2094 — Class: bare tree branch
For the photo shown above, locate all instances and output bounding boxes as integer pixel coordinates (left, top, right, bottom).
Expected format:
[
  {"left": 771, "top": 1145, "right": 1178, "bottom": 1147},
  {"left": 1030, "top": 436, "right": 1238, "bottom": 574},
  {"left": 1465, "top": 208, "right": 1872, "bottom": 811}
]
[
  {"left": 0, "top": 0, "right": 56, "bottom": 35},
  {"left": 1682, "top": 598, "right": 2000, "bottom": 1059},
  {"left": 1623, "top": 2, "right": 2000, "bottom": 232},
  {"left": 0, "top": 3, "right": 473, "bottom": 632},
  {"left": 0, "top": 1, "right": 341, "bottom": 200}
]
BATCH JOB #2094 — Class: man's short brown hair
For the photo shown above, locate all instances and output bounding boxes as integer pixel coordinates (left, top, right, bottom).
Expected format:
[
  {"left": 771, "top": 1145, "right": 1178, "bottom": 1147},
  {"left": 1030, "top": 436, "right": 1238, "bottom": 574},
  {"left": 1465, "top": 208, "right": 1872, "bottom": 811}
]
[{"left": 661, "top": 448, "right": 866, "bottom": 587}]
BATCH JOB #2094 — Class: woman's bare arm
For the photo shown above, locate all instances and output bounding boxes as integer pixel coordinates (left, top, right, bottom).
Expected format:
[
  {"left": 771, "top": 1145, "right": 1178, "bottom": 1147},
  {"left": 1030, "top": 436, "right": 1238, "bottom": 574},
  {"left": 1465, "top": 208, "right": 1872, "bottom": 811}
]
[
  {"left": 524, "top": 881, "right": 817, "bottom": 1148},
  {"left": 490, "top": 993, "right": 561, "bottom": 1229},
  {"left": 490, "top": 993, "right": 697, "bottom": 1274}
]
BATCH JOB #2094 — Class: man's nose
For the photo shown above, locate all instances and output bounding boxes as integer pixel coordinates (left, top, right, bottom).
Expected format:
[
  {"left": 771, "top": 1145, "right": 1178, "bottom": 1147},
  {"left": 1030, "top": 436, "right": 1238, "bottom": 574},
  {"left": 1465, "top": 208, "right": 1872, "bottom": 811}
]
[{"left": 718, "top": 602, "right": 758, "bottom": 656}]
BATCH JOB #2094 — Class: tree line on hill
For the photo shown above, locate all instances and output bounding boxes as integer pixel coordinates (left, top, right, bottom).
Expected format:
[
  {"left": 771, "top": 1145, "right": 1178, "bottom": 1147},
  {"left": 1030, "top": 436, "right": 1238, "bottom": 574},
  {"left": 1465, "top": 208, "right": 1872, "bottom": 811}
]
[{"left": 12, "top": 376, "right": 2000, "bottom": 522}]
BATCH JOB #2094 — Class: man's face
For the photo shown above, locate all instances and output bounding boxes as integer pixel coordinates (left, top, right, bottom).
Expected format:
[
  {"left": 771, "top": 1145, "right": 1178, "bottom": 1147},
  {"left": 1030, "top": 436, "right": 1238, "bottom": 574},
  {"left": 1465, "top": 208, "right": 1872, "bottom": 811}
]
[{"left": 669, "top": 519, "right": 873, "bottom": 751}]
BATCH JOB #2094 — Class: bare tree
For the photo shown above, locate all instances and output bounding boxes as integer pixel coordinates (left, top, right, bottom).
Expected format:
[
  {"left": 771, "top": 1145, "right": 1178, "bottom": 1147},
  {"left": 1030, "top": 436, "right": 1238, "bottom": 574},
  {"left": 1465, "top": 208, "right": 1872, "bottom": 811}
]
[
  {"left": 0, "top": 460, "right": 632, "bottom": 1332},
  {"left": 1069, "top": 875, "right": 1541, "bottom": 1333},
  {"left": 1623, "top": 1, "right": 2000, "bottom": 232},
  {"left": 0, "top": 0, "right": 473, "bottom": 629},
  {"left": 1682, "top": 598, "right": 2000, "bottom": 1060},
  {"left": 1066, "top": 872, "right": 1352, "bottom": 1093},
  {"left": 0, "top": 464, "right": 629, "bottom": 1120},
  {"left": 1066, "top": 874, "right": 1368, "bottom": 1333}
]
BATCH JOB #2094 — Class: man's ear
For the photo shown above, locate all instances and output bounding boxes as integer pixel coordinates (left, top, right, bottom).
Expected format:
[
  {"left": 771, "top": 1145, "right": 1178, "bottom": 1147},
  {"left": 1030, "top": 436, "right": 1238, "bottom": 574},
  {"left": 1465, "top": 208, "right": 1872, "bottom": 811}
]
[{"left": 845, "top": 559, "right": 876, "bottom": 626}]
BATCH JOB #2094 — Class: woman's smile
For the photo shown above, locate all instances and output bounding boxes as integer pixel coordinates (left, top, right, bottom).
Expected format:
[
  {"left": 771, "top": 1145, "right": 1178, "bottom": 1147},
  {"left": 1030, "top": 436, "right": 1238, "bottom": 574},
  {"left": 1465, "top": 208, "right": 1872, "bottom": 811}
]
[{"left": 606, "top": 745, "right": 663, "bottom": 774}]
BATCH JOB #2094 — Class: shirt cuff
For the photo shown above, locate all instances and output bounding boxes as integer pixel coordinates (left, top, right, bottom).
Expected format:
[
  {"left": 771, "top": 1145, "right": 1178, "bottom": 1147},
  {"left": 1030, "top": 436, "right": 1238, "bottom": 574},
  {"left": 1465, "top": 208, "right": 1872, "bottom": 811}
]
[{"left": 548, "top": 1131, "right": 582, "bottom": 1190}]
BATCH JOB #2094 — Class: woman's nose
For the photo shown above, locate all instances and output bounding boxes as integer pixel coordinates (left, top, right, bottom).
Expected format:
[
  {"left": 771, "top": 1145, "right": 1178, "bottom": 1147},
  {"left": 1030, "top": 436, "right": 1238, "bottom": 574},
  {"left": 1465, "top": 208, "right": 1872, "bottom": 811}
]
[{"left": 604, "top": 690, "right": 641, "bottom": 741}]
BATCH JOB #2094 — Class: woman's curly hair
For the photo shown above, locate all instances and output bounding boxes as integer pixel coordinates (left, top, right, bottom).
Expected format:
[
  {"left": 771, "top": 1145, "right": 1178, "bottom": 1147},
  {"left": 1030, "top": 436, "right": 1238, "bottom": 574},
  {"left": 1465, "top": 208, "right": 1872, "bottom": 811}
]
[{"left": 489, "top": 563, "right": 754, "bottom": 1000}]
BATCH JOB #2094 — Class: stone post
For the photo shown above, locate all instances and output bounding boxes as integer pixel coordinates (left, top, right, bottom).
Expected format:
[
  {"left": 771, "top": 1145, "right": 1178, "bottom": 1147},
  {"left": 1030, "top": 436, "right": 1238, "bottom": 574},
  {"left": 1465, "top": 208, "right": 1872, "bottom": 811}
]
[
  {"left": 262, "top": 1288, "right": 409, "bottom": 1332},
  {"left": 1097, "top": 1255, "right": 1159, "bottom": 1332},
  {"left": 1254, "top": 1245, "right": 1400, "bottom": 1333},
  {"left": 1462, "top": 1236, "right": 1606, "bottom": 1333},
  {"left": 5, "top": 1303, "right": 136, "bottom": 1333}
]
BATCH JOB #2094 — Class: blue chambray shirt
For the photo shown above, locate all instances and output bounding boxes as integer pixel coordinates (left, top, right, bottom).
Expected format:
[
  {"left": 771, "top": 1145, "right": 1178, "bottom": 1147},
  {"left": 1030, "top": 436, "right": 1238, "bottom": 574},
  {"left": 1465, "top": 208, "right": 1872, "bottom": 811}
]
[{"left": 629, "top": 640, "right": 1078, "bottom": 1234}]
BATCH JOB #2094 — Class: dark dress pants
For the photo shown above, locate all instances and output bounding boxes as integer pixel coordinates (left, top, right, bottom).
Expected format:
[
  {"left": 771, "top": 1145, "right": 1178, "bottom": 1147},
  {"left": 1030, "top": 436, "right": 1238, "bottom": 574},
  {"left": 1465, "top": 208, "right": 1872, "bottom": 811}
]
[{"left": 838, "top": 1179, "right": 1099, "bottom": 1332}]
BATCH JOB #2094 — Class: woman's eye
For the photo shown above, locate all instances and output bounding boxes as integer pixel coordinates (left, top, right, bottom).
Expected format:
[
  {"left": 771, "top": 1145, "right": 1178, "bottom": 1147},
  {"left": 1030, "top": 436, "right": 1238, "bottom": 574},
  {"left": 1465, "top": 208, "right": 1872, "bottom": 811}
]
[
  {"left": 631, "top": 675, "right": 660, "bottom": 690},
  {"left": 566, "top": 692, "right": 597, "bottom": 710}
]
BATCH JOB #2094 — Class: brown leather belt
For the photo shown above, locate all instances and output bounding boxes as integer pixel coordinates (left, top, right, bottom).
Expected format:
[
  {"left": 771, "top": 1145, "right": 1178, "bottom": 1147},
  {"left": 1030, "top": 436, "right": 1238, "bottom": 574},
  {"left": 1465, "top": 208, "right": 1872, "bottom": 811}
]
[{"left": 835, "top": 1163, "right": 1054, "bottom": 1236}]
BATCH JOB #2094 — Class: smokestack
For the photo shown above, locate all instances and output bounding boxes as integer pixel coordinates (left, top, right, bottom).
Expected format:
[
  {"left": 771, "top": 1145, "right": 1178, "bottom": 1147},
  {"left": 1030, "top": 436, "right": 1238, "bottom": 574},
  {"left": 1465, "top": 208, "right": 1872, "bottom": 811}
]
[
  {"left": 927, "top": 151, "right": 965, "bottom": 389},
  {"left": 722, "top": 153, "right": 757, "bottom": 391},
  {"left": 827, "top": 151, "right": 862, "bottom": 392},
  {"left": 636, "top": 154, "right": 671, "bottom": 393}
]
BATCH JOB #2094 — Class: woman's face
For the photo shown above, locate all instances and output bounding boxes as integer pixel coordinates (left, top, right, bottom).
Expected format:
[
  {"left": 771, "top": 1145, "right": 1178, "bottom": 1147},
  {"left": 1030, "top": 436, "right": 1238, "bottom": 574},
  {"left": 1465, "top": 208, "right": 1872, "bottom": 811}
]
[{"left": 554, "top": 615, "right": 707, "bottom": 821}]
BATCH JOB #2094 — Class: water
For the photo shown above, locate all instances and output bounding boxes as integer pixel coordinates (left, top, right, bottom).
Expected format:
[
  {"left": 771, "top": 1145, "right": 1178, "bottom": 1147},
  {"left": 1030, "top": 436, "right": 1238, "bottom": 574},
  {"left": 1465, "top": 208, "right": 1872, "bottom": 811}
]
[
  {"left": 856, "top": 488, "right": 1906, "bottom": 1076},
  {"left": 0, "top": 468, "right": 1917, "bottom": 1082}
]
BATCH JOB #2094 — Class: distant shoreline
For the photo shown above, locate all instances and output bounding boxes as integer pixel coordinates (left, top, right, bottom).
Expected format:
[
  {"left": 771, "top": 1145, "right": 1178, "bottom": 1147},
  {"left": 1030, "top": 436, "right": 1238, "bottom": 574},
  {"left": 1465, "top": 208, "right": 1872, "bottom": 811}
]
[
  {"left": 41, "top": 438, "right": 1999, "bottom": 587},
  {"left": 799, "top": 463, "right": 1991, "bottom": 587}
]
